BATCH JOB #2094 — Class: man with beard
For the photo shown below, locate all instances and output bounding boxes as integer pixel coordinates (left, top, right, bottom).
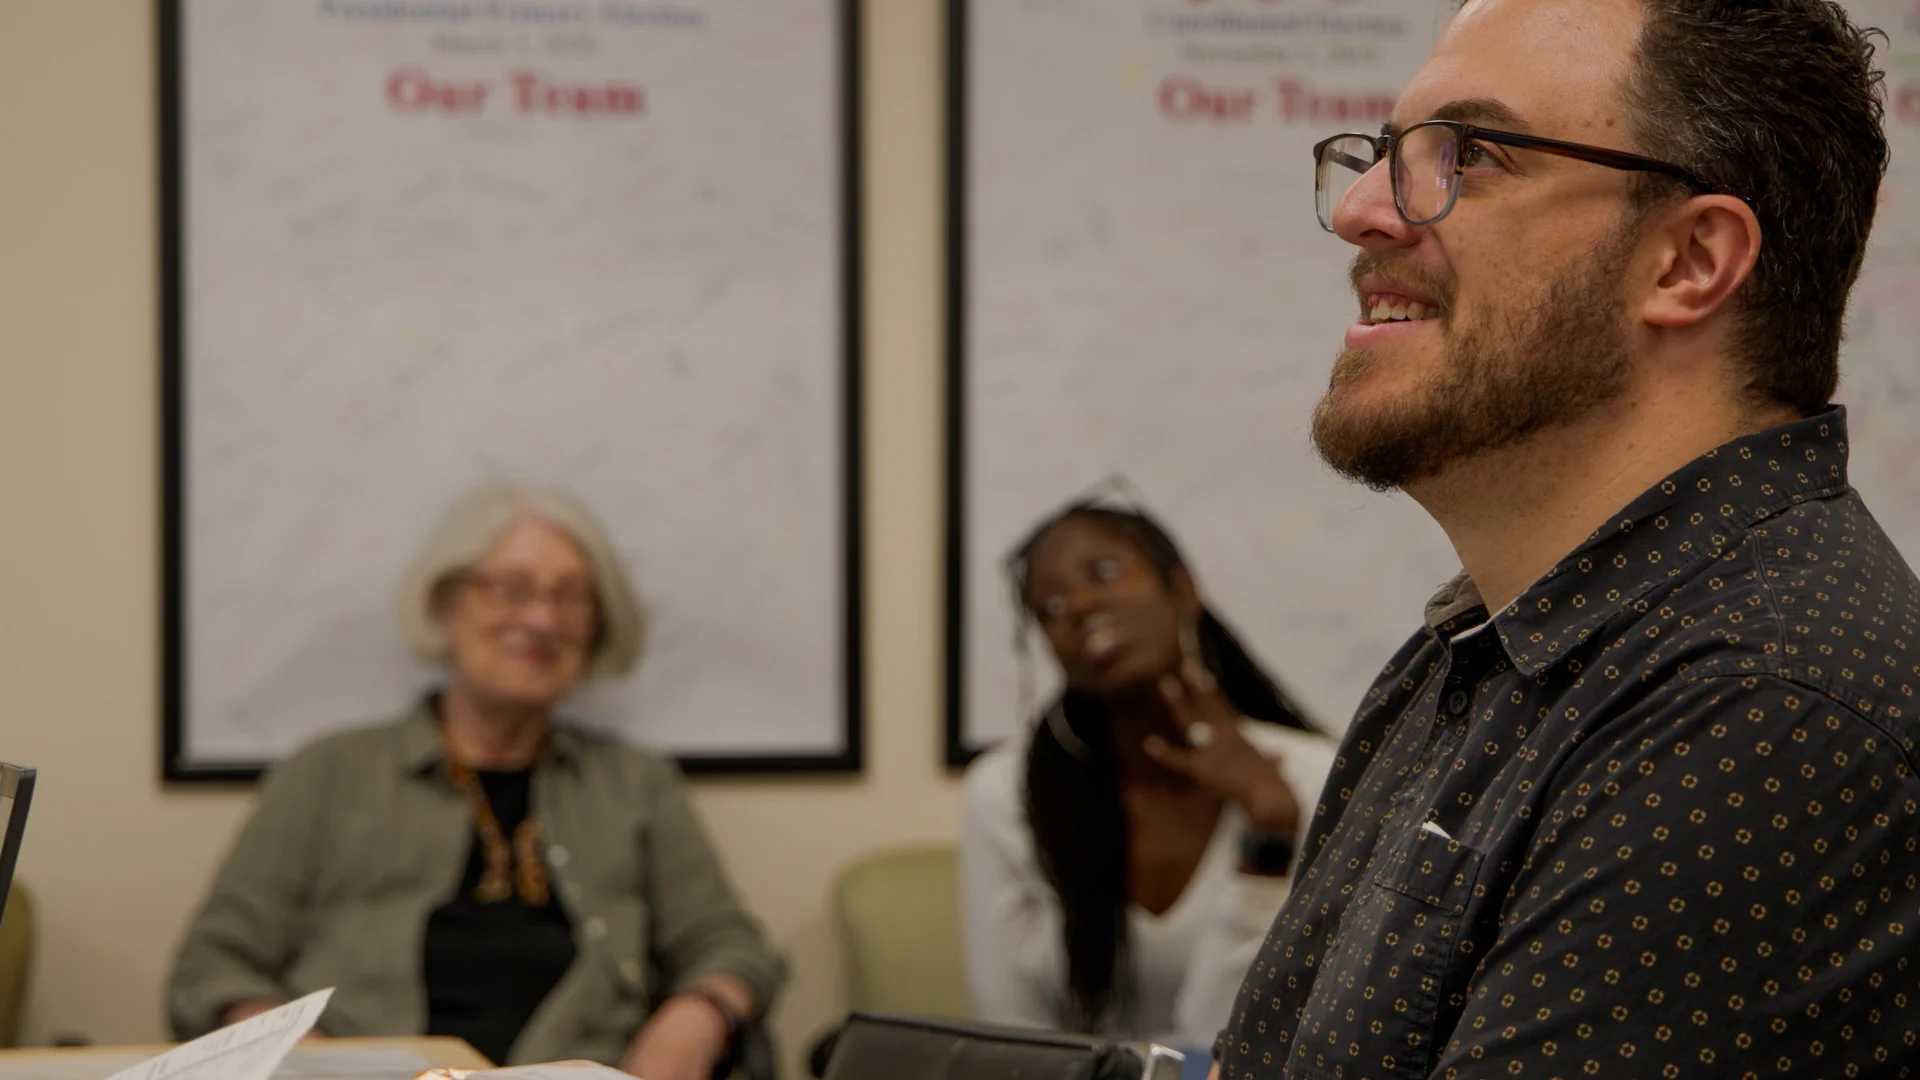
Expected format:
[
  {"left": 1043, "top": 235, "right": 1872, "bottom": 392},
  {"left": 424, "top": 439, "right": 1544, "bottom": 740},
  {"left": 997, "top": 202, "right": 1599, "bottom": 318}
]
[{"left": 1195, "top": 1, "right": 1920, "bottom": 1077}]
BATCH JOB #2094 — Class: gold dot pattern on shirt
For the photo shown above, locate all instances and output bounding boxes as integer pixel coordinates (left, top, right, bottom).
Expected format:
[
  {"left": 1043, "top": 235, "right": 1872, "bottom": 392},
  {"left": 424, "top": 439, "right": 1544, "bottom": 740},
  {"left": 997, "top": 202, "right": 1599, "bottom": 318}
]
[{"left": 1214, "top": 409, "right": 1920, "bottom": 1079}]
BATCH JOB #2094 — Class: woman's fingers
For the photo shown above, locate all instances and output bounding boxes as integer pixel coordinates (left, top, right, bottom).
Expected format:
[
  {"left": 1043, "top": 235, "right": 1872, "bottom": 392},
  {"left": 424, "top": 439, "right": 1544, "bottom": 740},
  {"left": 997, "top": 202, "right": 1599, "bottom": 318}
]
[
  {"left": 1143, "top": 733, "right": 1199, "bottom": 776},
  {"left": 1159, "top": 674, "right": 1198, "bottom": 726},
  {"left": 1183, "top": 657, "right": 1219, "bottom": 696}
]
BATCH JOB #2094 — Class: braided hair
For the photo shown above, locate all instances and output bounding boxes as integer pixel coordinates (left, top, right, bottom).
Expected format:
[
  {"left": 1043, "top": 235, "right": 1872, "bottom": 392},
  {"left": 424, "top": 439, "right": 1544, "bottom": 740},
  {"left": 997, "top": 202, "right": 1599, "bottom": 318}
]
[{"left": 1005, "top": 503, "right": 1314, "bottom": 1031}]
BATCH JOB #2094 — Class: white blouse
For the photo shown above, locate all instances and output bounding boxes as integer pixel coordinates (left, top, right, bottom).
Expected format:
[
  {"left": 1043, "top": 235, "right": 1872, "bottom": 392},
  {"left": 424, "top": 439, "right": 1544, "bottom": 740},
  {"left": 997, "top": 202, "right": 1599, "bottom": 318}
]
[{"left": 959, "top": 721, "right": 1337, "bottom": 1046}]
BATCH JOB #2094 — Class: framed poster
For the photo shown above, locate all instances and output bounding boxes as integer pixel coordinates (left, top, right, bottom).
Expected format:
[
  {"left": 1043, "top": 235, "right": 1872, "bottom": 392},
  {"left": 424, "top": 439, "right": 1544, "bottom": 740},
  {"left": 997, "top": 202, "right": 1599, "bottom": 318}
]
[
  {"left": 945, "top": 0, "right": 1459, "bottom": 765},
  {"left": 160, "top": 0, "right": 862, "bottom": 778}
]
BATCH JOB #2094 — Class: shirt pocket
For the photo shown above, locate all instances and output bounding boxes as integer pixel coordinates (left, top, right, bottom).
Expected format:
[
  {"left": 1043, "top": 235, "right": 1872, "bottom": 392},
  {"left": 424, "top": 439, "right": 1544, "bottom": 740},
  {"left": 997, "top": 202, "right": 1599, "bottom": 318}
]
[
  {"left": 1284, "top": 826, "right": 1485, "bottom": 1080},
  {"left": 1373, "top": 828, "right": 1483, "bottom": 915}
]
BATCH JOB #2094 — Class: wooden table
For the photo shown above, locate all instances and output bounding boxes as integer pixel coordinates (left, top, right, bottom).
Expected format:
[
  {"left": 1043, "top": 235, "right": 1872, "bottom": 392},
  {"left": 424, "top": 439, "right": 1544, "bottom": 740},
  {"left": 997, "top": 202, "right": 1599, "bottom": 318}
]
[{"left": 0, "top": 1036, "right": 493, "bottom": 1077}]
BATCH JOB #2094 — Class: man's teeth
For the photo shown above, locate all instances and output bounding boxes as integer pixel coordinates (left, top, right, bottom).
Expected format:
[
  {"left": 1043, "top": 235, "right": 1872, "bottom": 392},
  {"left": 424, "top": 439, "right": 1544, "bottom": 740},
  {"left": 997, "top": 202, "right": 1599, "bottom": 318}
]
[{"left": 1367, "top": 296, "right": 1439, "bottom": 324}]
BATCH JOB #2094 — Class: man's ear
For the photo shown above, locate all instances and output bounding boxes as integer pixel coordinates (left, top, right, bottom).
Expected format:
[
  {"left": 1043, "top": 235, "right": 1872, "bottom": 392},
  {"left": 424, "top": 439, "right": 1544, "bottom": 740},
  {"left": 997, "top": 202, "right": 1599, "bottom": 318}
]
[{"left": 1642, "top": 194, "right": 1762, "bottom": 329}]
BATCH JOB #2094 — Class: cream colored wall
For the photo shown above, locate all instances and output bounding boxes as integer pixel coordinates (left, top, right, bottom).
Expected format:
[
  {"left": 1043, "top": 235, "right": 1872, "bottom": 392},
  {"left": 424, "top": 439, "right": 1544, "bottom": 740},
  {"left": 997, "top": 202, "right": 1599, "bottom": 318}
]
[{"left": 0, "top": 0, "right": 958, "bottom": 1072}]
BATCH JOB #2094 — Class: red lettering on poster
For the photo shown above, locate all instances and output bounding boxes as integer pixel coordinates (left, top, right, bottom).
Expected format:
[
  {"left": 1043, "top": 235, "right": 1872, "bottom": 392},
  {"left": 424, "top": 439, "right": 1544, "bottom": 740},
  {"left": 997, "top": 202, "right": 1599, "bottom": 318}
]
[
  {"left": 385, "top": 66, "right": 490, "bottom": 113},
  {"left": 1159, "top": 76, "right": 1257, "bottom": 121},
  {"left": 1275, "top": 78, "right": 1395, "bottom": 123},
  {"left": 510, "top": 70, "right": 646, "bottom": 116},
  {"left": 1895, "top": 80, "right": 1920, "bottom": 123}
]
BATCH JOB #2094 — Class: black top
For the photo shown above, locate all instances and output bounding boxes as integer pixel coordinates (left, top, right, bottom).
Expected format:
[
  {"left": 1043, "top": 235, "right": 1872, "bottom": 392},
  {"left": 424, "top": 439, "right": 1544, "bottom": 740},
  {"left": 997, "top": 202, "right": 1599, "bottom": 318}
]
[
  {"left": 424, "top": 768, "right": 576, "bottom": 1066},
  {"left": 1215, "top": 408, "right": 1920, "bottom": 1079}
]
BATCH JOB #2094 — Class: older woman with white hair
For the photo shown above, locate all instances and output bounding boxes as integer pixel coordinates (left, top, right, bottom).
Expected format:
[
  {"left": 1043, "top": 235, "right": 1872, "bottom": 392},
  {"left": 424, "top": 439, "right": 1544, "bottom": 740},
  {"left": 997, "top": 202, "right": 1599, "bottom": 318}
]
[{"left": 167, "top": 483, "right": 784, "bottom": 1079}]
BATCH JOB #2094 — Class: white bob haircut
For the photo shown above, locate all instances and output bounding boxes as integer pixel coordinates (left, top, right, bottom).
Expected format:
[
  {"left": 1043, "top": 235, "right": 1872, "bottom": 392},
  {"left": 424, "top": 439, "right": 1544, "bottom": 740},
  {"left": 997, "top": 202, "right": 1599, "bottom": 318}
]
[{"left": 397, "top": 481, "right": 646, "bottom": 679}]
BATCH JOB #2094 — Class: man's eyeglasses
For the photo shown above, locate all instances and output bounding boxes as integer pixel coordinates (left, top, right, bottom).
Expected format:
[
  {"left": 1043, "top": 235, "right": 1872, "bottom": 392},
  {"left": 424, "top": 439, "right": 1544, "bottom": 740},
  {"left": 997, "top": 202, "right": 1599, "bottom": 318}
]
[{"left": 1312, "top": 119, "right": 1723, "bottom": 232}]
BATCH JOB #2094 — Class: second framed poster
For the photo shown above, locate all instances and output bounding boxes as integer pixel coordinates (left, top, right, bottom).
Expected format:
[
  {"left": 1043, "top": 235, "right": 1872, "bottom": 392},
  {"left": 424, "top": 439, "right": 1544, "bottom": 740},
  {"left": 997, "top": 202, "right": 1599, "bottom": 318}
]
[{"left": 946, "top": 0, "right": 1459, "bottom": 764}]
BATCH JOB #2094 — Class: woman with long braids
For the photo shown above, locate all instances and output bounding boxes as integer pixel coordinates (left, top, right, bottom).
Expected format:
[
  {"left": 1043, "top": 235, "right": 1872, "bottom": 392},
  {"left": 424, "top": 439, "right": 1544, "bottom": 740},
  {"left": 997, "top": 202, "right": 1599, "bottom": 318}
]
[{"left": 960, "top": 498, "right": 1336, "bottom": 1045}]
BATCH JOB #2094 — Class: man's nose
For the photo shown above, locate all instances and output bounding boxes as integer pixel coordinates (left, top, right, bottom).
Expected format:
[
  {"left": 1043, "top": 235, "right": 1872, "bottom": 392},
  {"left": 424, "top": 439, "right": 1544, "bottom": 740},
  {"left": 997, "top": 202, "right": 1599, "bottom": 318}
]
[{"left": 1333, "top": 159, "right": 1422, "bottom": 254}]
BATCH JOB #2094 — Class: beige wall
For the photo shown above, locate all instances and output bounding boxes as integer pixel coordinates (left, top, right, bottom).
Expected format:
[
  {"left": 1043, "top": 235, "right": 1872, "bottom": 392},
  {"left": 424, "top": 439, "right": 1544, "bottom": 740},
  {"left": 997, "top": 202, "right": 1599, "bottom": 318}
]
[{"left": 0, "top": 0, "right": 958, "bottom": 1072}]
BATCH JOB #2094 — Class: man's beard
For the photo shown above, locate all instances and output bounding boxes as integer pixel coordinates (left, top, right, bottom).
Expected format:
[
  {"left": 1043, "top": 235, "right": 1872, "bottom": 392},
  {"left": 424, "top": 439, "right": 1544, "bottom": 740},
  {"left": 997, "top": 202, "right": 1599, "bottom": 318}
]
[{"left": 1310, "top": 230, "right": 1637, "bottom": 491}]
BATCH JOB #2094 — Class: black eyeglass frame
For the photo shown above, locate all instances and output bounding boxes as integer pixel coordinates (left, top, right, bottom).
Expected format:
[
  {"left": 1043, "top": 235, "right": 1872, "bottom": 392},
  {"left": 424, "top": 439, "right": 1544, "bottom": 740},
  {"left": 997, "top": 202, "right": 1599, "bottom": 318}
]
[{"left": 1312, "top": 119, "right": 1727, "bottom": 231}]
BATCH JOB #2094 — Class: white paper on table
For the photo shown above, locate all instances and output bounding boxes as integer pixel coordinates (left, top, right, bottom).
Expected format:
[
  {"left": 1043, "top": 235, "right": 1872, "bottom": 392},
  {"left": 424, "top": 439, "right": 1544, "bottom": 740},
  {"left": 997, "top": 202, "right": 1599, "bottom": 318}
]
[{"left": 103, "top": 989, "right": 334, "bottom": 1080}]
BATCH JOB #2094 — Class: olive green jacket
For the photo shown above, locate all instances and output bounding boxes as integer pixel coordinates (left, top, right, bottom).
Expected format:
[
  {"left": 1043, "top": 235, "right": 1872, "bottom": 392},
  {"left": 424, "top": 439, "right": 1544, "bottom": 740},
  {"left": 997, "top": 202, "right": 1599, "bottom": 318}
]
[{"left": 166, "top": 705, "right": 787, "bottom": 1065}]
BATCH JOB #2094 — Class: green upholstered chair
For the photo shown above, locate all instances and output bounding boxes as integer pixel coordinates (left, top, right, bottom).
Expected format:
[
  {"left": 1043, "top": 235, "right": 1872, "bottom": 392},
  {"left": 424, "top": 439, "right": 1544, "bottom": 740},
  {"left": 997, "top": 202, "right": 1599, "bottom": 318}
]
[
  {"left": 832, "top": 845, "right": 971, "bottom": 1018},
  {"left": 0, "top": 882, "right": 34, "bottom": 1048}
]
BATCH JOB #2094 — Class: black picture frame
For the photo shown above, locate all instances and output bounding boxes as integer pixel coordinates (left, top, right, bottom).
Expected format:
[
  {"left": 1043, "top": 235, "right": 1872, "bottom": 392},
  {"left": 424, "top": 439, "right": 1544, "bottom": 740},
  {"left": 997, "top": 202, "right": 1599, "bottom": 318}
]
[
  {"left": 157, "top": 0, "right": 865, "bottom": 781},
  {"left": 943, "top": 0, "right": 976, "bottom": 769}
]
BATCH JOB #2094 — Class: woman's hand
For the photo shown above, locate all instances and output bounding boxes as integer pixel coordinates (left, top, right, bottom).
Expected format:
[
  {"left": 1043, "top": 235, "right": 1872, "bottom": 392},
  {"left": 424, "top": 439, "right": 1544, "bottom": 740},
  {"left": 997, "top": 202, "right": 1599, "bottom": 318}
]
[
  {"left": 1144, "top": 660, "right": 1301, "bottom": 837},
  {"left": 619, "top": 981, "right": 750, "bottom": 1080}
]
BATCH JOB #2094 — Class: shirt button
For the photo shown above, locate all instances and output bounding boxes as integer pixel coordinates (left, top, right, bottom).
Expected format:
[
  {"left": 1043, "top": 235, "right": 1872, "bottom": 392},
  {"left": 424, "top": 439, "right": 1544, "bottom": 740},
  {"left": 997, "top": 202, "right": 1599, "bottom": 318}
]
[
  {"left": 584, "top": 916, "right": 608, "bottom": 941},
  {"left": 619, "top": 959, "right": 643, "bottom": 983},
  {"left": 1446, "top": 690, "right": 1471, "bottom": 715},
  {"left": 548, "top": 844, "right": 571, "bottom": 868}
]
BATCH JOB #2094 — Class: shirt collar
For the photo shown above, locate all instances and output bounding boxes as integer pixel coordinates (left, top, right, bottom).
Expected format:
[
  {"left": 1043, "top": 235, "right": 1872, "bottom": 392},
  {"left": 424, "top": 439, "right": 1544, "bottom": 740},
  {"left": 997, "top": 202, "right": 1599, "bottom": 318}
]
[
  {"left": 1423, "top": 405, "right": 1851, "bottom": 677},
  {"left": 396, "top": 693, "right": 585, "bottom": 775},
  {"left": 1424, "top": 571, "right": 1491, "bottom": 639}
]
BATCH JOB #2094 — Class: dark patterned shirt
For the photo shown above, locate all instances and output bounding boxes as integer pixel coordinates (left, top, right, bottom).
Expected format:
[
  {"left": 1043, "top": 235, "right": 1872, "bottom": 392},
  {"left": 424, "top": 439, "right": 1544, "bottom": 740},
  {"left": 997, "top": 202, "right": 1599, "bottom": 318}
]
[{"left": 1215, "top": 408, "right": 1920, "bottom": 1079}]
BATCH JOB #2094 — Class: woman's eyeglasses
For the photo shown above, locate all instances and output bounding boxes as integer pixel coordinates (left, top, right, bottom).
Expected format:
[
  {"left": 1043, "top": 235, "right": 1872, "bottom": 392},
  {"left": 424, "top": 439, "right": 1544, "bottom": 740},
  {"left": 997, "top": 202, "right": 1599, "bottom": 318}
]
[{"left": 463, "top": 571, "right": 598, "bottom": 623}]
